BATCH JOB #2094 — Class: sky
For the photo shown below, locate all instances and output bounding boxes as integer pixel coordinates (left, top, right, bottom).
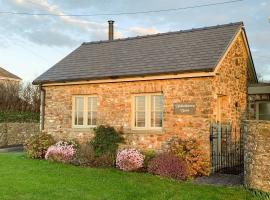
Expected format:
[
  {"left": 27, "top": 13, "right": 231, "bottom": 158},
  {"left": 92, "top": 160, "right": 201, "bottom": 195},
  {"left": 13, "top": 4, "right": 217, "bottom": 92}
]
[{"left": 0, "top": 0, "right": 269, "bottom": 82}]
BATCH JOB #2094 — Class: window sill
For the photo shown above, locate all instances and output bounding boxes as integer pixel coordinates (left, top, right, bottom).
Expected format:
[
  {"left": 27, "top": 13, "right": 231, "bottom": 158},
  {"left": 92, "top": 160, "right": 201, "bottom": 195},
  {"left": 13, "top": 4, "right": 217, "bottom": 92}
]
[
  {"left": 129, "top": 128, "right": 164, "bottom": 135},
  {"left": 71, "top": 126, "right": 96, "bottom": 132}
]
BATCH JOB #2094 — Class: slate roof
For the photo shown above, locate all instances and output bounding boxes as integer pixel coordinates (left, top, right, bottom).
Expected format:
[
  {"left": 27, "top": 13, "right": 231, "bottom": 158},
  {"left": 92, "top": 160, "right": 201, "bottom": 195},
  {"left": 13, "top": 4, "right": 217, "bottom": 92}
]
[
  {"left": 0, "top": 67, "right": 21, "bottom": 80},
  {"left": 33, "top": 22, "right": 243, "bottom": 84}
]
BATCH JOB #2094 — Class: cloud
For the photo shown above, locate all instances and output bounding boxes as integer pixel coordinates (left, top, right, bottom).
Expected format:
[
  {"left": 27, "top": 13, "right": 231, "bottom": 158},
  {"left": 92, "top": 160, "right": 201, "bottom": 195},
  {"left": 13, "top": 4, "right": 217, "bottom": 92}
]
[
  {"left": 25, "top": 29, "right": 79, "bottom": 46},
  {"left": 0, "top": 0, "right": 124, "bottom": 46},
  {"left": 0, "top": 0, "right": 269, "bottom": 81},
  {"left": 128, "top": 27, "right": 159, "bottom": 36}
]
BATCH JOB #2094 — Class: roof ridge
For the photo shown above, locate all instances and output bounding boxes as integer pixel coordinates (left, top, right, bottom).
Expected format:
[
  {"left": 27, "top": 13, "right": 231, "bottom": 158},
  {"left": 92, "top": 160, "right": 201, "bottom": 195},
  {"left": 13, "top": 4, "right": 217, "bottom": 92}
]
[{"left": 82, "top": 21, "right": 243, "bottom": 45}]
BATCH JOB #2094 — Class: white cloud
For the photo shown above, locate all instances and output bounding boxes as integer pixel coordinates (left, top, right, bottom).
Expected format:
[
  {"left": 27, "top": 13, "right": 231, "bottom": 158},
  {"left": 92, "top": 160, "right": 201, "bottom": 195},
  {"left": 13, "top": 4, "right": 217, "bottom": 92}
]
[{"left": 129, "top": 27, "right": 159, "bottom": 35}]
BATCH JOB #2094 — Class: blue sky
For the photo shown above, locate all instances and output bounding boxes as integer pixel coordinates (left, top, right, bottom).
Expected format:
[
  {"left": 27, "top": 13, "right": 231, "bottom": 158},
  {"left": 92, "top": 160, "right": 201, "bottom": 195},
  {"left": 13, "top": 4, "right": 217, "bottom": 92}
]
[{"left": 0, "top": 0, "right": 269, "bottom": 82}]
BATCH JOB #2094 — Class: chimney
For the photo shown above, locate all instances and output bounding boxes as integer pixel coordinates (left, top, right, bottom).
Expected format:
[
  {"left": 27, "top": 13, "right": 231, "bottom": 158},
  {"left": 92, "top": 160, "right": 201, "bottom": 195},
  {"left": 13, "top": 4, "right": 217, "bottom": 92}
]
[{"left": 108, "top": 20, "right": 114, "bottom": 40}]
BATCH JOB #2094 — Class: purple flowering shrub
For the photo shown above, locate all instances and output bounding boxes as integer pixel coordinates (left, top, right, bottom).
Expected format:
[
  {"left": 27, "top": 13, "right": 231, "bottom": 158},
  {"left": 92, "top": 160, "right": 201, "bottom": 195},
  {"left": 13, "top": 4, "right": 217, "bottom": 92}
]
[
  {"left": 148, "top": 152, "right": 188, "bottom": 180},
  {"left": 116, "top": 148, "right": 145, "bottom": 171},
  {"left": 45, "top": 141, "right": 77, "bottom": 163}
]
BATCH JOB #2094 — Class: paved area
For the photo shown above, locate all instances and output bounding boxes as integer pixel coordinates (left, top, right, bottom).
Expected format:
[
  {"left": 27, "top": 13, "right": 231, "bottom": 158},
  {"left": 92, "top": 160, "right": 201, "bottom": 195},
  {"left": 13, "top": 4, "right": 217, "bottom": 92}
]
[
  {"left": 194, "top": 173, "right": 243, "bottom": 186},
  {"left": 0, "top": 145, "right": 23, "bottom": 153}
]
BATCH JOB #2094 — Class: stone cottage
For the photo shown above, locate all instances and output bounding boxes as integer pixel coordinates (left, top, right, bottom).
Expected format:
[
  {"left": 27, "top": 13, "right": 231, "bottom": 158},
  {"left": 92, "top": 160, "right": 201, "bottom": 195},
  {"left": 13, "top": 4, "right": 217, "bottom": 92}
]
[
  {"left": 0, "top": 67, "right": 21, "bottom": 85},
  {"left": 33, "top": 22, "right": 257, "bottom": 160}
]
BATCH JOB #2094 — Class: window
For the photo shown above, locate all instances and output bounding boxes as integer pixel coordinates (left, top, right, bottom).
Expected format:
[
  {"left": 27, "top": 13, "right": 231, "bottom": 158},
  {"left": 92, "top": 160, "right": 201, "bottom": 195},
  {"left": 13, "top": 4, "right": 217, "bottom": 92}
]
[
  {"left": 133, "top": 94, "right": 164, "bottom": 129},
  {"left": 256, "top": 101, "right": 270, "bottom": 120},
  {"left": 73, "top": 96, "right": 98, "bottom": 127}
]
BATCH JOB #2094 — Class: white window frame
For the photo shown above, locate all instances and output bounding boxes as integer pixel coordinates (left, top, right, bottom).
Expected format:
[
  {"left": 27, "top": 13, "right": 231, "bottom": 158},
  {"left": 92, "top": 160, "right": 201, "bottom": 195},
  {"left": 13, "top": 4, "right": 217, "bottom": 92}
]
[
  {"left": 132, "top": 93, "right": 164, "bottom": 130},
  {"left": 256, "top": 101, "right": 270, "bottom": 120},
  {"left": 72, "top": 95, "right": 98, "bottom": 128}
]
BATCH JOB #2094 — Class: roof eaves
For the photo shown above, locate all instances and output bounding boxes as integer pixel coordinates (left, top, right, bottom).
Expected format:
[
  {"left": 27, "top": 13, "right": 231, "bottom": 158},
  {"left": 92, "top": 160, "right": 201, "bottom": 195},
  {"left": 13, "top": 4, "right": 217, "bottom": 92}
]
[{"left": 33, "top": 68, "right": 213, "bottom": 85}]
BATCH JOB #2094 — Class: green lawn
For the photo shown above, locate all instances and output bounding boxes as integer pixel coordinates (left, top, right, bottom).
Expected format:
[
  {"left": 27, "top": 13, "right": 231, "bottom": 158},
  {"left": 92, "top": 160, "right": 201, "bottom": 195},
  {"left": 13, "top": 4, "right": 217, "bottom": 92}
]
[{"left": 0, "top": 153, "right": 256, "bottom": 200}]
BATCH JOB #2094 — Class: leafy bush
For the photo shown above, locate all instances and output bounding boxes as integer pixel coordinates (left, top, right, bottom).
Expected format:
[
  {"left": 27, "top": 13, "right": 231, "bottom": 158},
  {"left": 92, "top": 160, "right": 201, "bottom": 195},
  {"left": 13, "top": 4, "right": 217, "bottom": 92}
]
[
  {"left": 92, "top": 153, "right": 116, "bottom": 168},
  {"left": 25, "top": 133, "right": 55, "bottom": 159},
  {"left": 90, "top": 125, "right": 124, "bottom": 157},
  {"left": 169, "top": 138, "right": 210, "bottom": 177},
  {"left": 45, "top": 141, "right": 78, "bottom": 163},
  {"left": 73, "top": 143, "right": 115, "bottom": 167},
  {"left": 0, "top": 111, "right": 39, "bottom": 123},
  {"left": 148, "top": 152, "right": 188, "bottom": 181},
  {"left": 116, "top": 148, "right": 145, "bottom": 171},
  {"left": 142, "top": 150, "right": 156, "bottom": 169},
  {"left": 72, "top": 143, "right": 96, "bottom": 166}
]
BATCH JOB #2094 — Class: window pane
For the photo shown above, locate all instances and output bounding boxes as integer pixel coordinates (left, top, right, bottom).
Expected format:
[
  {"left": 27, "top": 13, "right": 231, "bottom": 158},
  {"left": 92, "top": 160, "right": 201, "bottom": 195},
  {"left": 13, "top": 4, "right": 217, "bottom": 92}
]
[
  {"left": 135, "top": 96, "right": 146, "bottom": 127},
  {"left": 151, "top": 95, "right": 163, "bottom": 127},
  {"left": 258, "top": 102, "right": 270, "bottom": 120},
  {"left": 75, "top": 97, "right": 84, "bottom": 125},
  {"left": 88, "top": 97, "right": 98, "bottom": 126}
]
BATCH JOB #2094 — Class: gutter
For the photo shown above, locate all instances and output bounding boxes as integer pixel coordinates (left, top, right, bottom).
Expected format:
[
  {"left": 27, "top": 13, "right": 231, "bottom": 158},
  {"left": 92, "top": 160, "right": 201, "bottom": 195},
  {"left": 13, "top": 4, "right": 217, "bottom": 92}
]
[{"left": 36, "top": 71, "right": 216, "bottom": 87}]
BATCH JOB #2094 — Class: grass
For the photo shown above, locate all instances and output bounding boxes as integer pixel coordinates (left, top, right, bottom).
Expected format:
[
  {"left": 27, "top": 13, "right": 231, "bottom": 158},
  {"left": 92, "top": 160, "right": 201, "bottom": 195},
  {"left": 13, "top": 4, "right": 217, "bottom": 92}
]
[{"left": 0, "top": 153, "right": 258, "bottom": 200}]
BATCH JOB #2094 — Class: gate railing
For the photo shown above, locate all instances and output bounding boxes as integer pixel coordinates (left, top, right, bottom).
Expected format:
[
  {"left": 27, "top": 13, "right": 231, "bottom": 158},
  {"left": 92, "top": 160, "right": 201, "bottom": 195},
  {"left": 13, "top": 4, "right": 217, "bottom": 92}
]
[{"left": 210, "top": 123, "right": 244, "bottom": 174}]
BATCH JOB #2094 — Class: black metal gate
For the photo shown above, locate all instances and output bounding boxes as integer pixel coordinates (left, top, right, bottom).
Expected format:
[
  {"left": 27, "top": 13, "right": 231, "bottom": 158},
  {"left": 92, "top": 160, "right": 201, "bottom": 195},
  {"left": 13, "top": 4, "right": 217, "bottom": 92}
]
[{"left": 210, "top": 123, "right": 244, "bottom": 174}]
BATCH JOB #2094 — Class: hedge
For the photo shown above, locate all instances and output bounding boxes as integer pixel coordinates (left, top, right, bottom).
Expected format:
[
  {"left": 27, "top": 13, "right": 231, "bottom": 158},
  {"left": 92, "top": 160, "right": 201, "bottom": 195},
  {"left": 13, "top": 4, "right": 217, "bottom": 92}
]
[{"left": 0, "top": 111, "right": 39, "bottom": 123}]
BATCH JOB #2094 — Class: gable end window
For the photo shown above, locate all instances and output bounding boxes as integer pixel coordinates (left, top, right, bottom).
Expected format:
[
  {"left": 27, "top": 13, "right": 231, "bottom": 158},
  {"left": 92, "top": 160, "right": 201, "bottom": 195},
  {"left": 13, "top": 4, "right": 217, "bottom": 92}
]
[
  {"left": 73, "top": 96, "right": 98, "bottom": 128},
  {"left": 133, "top": 94, "right": 164, "bottom": 129}
]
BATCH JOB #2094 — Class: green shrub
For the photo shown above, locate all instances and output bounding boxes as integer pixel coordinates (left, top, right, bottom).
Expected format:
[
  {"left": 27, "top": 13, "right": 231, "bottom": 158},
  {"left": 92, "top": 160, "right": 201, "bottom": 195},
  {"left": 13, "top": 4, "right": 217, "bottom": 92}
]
[
  {"left": 92, "top": 153, "right": 116, "bottom": 168},
  {"left": 90, "top": 125, "right": 124, "bottom": 157},
  {"left": 169, "top": 138, "right": 211, "bottom": 177},
  {"left": 72, "top": 143, "right": 96, "bottom": 166},
  {"left": 73, "top": 143, "right": 116, "bottom": 167},
  {"left": 25, "top": 133, "right": 55, "bottom": 159},
  {"left": 0, "top": 111, "right": 39, "bottom": 123},
  {"left": 142, "top": 150, "right": 156, "bottom": 168}
]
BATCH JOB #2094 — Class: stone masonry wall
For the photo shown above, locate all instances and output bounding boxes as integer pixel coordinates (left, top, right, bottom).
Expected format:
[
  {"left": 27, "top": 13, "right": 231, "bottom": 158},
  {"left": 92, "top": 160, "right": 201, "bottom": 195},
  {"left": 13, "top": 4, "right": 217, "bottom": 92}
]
[
  {"left": 42, "top": 33, "right": 249, "bottom": 162},
  {"left": 213, "top": 34, "right": 249, "bottom": 129},
  {"left": 0, "top": 123, "right": 39, "bottom": 147},
  {"left": 244, "top": 120, "right": 270, "bottom": 192},
  {"left": 44, "top": 77, "right": 214, "bottom": 156}
]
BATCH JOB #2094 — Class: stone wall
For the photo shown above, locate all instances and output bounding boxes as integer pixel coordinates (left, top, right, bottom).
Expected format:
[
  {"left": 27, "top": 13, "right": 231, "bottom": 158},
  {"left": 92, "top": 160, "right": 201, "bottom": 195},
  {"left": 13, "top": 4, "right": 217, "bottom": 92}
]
[
  {"left": 0, "top": 123, "right": 39, "bottom": 147},
  {"left": 213, "top": 34, "right": 249, "bottom": 128},
  {"left": 44, "top": 77, "right": 214, "bottom": 154},
  {"left": 244, "top": 120, "right": 270, "bottom": 192}
]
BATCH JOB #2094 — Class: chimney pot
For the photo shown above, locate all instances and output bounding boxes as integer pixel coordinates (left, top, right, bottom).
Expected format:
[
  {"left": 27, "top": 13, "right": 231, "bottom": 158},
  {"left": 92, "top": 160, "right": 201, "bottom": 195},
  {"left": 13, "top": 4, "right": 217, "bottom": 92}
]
[{"left": 108, "top": 20, "right": 114, "bottom": 40}]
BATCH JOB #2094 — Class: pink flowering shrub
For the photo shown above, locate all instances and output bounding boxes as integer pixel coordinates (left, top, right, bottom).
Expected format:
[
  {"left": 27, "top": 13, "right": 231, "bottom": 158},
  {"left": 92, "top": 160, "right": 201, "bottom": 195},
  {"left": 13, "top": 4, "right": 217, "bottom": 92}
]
[
  {"left": 116, "top": 148, "right": 145, "bottom": 171},
  {"left": 45, "top": 141, "right": 77, "bottom": 163}
]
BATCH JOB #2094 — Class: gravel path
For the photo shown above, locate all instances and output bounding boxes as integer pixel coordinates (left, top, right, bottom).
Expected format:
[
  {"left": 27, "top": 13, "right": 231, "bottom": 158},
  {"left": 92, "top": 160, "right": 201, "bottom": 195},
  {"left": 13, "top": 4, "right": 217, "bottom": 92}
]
[
  {"left": 194, "top": 173, "right": 243, "bottom": 186},
  {"left": 0, "top": 145, "right": 23, "bottom": 153}
]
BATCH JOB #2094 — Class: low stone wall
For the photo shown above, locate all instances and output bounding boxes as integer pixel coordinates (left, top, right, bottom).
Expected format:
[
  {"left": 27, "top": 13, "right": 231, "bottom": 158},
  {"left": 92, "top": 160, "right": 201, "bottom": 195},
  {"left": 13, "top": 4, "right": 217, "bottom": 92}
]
[
  {"left": 0, "top": 123, "right": 39, "bottom": 147},
  {"left": 244, "top": 120, "right": 270, "bottom": 192}
]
